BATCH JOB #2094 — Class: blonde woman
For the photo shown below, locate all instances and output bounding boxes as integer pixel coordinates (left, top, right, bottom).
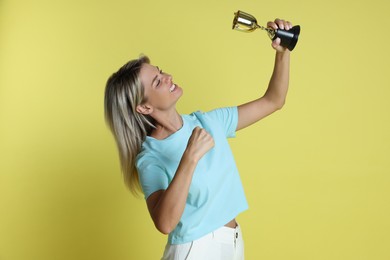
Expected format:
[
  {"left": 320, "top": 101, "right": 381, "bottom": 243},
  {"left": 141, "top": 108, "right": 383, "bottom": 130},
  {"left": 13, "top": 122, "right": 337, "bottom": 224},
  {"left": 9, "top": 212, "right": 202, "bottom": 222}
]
[{"left": 104, "top": 18, "right": 293, "bottom": 260}]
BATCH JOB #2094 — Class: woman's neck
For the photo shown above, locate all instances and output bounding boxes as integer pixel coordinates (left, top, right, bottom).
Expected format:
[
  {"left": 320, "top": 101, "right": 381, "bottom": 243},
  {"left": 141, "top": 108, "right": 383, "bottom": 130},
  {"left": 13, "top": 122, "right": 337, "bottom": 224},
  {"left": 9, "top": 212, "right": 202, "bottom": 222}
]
[{"left": 150, "top": 110, "right": 183, "bottom": 140}]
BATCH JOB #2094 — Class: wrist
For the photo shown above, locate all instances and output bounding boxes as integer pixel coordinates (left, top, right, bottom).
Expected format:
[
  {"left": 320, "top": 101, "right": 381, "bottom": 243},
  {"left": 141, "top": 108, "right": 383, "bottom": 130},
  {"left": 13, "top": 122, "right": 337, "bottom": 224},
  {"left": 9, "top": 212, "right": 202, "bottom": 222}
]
[
  {"left": 276, "top": 49, "right": 290, "bottom": 56},
  {"left": 275, "top": 50, "right": 291, "bottom": 63},
  {"left": 182, "top": 150, "right": 200, "bottom": 166}
]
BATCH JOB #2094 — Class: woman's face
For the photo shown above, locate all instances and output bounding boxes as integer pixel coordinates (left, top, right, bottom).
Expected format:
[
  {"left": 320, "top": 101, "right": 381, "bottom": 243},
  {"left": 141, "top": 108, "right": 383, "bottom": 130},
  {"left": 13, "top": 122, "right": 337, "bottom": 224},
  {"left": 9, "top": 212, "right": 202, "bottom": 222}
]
[{"left": 139, "top": 63, "right": 183, "bottom": 113}]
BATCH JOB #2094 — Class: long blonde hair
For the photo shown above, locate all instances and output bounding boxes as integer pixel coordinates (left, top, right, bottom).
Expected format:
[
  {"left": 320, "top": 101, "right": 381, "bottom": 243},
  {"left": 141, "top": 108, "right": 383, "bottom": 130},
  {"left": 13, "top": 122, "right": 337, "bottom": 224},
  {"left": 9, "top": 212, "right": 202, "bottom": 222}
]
[{"left": 104, "top": 56, "right": 155, "bottom": 195}]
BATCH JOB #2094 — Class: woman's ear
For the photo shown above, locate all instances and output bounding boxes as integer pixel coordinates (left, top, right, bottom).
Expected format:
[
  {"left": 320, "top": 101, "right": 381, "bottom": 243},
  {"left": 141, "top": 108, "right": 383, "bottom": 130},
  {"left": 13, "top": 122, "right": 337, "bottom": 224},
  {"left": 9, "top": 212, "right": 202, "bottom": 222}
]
[{"left": 136, "top": 104, "right": 153, "bottom": 115}]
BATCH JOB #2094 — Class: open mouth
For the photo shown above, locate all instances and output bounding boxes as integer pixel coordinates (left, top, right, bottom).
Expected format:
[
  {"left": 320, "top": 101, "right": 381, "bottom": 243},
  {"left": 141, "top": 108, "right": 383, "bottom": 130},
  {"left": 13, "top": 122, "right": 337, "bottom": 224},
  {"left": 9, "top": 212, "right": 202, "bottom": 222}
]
[{"left": 169, "top": 84, "right": 176, "bottom": 93}]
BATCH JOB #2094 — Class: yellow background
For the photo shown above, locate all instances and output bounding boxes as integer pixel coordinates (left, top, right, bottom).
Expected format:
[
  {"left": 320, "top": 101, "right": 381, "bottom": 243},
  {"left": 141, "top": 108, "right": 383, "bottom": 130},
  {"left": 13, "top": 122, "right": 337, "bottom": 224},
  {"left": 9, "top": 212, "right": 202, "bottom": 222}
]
[{"left": 1, "top": 0, "right": 389, "bottom": 259}]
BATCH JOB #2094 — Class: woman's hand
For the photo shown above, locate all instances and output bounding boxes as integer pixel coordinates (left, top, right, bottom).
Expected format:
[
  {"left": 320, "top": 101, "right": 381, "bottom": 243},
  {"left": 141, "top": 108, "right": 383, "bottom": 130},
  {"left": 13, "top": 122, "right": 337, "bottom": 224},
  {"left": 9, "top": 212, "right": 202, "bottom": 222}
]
[
  {"left": 185, "top": 127, "right": 214, "bottom": 162},
  {"left": 267, "top": 18, "right": 293, "bottom": 52}
]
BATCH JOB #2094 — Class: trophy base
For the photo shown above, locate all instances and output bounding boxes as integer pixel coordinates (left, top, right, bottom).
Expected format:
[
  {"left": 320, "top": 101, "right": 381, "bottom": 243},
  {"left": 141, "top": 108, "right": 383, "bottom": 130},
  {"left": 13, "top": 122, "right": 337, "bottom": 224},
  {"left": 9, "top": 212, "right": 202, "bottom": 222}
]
[{"left": 273, "top": 25, "right": 300, "bottom": 51}]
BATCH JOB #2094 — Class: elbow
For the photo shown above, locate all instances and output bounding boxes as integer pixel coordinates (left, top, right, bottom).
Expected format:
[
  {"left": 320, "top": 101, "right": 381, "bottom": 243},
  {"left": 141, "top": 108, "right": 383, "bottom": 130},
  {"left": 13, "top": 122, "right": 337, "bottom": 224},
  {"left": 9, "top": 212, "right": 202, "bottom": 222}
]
[
  {"left": 149, "top": 203, "right": 180, "bottom": 235},
  {"left": 156, "top": 225, "right": 172, "bottom": 235},
  {"left": 263, "top": 94, "right": 286, "bottom": 112},
  {"left": 274, "top": 98, "right": 286, "bottom": 111},
  {"left": 154, "top": 220, "right": 175, "bottom": 235}
]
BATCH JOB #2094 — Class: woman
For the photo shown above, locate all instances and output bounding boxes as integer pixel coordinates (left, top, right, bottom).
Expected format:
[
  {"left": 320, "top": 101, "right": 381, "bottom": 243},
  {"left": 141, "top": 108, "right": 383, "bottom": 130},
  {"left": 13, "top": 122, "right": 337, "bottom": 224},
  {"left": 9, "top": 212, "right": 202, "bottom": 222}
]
[{"left": 104, "top": 18, "right": 293, "bottom": 260}]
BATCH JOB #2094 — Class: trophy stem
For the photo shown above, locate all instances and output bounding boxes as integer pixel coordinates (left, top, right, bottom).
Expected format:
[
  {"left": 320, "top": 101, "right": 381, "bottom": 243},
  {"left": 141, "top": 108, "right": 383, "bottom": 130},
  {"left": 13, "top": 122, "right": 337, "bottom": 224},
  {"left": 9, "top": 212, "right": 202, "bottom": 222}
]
[
  {"left": 256, "top": 24, "right": 275, "bottom": 39},
  {"left": 256, "top": 24, "right": 266, "bottom": 30}
]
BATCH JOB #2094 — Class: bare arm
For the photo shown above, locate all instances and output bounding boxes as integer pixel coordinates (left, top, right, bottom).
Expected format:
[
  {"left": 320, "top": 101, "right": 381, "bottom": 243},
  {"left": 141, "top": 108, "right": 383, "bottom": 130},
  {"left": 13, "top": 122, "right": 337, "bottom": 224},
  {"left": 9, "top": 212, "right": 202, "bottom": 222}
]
[
  {"left": 145, "top": 127, "right": 214, "bottom": 234},
  {"left": 237, "top": 19, "right": 293, "bottom": 131}
]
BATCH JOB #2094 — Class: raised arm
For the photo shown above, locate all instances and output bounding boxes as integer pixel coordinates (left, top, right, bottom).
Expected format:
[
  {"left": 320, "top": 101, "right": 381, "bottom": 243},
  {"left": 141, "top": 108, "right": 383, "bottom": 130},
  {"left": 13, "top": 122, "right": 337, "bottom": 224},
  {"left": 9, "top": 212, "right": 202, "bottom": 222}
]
[{"left": 236, "top": 18, "right": 292, "bottom": 131}]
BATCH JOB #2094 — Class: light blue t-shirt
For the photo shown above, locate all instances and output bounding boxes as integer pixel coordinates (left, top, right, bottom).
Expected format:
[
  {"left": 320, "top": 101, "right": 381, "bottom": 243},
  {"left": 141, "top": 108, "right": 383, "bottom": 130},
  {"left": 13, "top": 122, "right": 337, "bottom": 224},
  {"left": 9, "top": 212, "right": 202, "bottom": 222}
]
[{"left": 136, "top": 107, "right": 248, "bottom": 244}]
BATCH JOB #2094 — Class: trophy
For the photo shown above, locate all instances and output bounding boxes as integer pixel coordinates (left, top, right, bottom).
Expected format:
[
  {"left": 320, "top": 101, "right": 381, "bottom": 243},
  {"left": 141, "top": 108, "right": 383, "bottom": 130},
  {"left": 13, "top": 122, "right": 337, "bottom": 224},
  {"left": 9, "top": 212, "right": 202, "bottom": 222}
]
[{"left": 232, "top": 10, "right": 300, "bottom": 51}]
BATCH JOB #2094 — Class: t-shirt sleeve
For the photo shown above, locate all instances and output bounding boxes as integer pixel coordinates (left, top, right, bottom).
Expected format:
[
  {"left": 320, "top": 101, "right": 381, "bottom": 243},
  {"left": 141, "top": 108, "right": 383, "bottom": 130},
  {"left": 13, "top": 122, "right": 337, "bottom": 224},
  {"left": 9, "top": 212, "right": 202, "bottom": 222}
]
[
  {"left": 205, "top": 106, "right": 238, "bottom": 138},
  {"left": 136, "top": 157, "right": 168, "bottom": 199}
]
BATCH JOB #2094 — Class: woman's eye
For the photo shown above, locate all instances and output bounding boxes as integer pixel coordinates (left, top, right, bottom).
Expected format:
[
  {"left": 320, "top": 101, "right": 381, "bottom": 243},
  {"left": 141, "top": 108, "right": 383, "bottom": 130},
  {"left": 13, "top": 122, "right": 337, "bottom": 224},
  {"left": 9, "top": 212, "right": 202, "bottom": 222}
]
[{"left": 155, "top": 70, "right": 163, "bottom": 87}]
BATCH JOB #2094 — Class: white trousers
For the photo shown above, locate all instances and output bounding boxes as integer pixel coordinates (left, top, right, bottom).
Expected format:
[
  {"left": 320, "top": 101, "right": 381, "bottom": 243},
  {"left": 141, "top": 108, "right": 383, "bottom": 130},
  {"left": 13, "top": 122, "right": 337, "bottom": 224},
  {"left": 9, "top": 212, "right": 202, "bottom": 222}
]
[{"left": 161, "top": 225, "right": 244, "bottom": 260}]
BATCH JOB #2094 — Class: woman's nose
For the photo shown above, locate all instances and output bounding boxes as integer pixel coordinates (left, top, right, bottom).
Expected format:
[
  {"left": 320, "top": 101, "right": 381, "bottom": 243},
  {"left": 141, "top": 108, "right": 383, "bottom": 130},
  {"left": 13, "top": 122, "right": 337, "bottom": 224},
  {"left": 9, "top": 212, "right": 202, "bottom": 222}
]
[{"left": 163, "top": 74, "right": 172, "bottom": 83}]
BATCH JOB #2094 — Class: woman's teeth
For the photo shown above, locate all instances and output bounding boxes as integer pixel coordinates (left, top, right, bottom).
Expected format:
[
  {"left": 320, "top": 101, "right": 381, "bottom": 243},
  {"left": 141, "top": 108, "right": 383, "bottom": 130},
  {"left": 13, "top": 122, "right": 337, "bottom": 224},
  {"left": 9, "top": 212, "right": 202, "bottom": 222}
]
[{"left": 169, "top": 84, "right": 176, "bottom": 92}]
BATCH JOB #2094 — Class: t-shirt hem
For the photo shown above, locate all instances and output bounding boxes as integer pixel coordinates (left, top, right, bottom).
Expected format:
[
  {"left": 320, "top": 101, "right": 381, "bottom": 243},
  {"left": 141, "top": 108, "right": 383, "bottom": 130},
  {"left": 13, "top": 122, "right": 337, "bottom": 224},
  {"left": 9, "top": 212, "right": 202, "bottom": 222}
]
[{"left": 168, "top": 205, "right": 249, "bottom": 245}]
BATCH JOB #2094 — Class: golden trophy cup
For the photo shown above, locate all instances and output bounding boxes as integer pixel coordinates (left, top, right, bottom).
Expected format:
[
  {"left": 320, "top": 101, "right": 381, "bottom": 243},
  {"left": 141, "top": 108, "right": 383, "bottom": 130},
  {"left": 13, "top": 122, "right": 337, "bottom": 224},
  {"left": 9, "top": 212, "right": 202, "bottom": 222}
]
[{"left": 232, "top": 10, "right": 301, "bottom": 51}]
